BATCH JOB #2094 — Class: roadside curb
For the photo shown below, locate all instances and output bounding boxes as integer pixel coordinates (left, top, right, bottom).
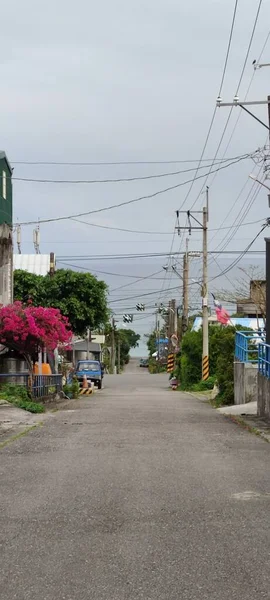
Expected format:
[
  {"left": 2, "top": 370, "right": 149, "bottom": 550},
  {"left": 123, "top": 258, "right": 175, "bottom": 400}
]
[
  {"left": 224, "top": 414, "right": 270, "bottom": 443},
  {"left": 186, "top": 391, "right": 270, "bottom": 442}
]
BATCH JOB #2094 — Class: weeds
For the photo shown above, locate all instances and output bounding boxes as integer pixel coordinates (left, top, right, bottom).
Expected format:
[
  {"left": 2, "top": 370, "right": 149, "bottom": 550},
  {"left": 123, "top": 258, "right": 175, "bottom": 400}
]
[{"left": 0, "top": 384, "right": 45, "bottom": 413}]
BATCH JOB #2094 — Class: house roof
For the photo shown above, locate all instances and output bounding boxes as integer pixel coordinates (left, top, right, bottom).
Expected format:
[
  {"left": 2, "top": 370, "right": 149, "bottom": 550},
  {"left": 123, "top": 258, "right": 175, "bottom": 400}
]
[
  {"left": 0, "top": 151, "right": 12, "bottom": 174},
  {"left": 13, "top": 254, "right": 51, "bottom": 276}
]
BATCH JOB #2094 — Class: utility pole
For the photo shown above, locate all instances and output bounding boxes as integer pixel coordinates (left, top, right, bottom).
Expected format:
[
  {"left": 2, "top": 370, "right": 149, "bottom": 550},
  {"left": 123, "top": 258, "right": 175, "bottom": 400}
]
[
  {"left": 86, "top": 328, "right": 92, "bottom": 360},
  {"left": 202, "top": 188, "right": 209, "bottom": 381},
  {"left": 175, "top": 203, "right": 209, "bottom": 379},
  {"left": 182, "top": 238, "right": 189, "bottom": 335},
  {"left": 49, "top": 252, "right": 55, "bottom": 277},
  {"left": 117, "top": 339, "right": 121, "bottom": 374},
  {"left": 172, "top": 298, "right": 177, "bottom": 334},
  {"left": 111, "top": 317, "right": 116, "bottom": 374},
  {"left": 168, "top": 300, "right": 173, "bottom": 352}
]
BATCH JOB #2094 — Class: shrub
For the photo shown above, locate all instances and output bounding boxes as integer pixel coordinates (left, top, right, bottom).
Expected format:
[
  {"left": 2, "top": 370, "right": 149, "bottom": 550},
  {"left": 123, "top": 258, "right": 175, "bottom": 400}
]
[
  {"left": 71, "top": 378, "right": 80, "bottom": 399},
  {"left": 64, "top": 377, "right": 80, "bottom": 398},
  {"left": 178, "top": 325, "right": 240, "bottom": 400},
  {"left": 0, "top": 384, "right": 45, "bottom": 413},
  {"left": 191, "top": 376, "right": 216, "bottom": 392},
  {"left": 148, "top": 360, "right": 167, "bottom": 374}
]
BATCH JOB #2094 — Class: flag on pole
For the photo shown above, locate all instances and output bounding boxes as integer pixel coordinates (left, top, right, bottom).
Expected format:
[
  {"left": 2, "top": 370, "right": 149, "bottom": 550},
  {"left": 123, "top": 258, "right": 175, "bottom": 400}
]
[{"left": 211, "top": 294, "right": 230, "bottom": 325}]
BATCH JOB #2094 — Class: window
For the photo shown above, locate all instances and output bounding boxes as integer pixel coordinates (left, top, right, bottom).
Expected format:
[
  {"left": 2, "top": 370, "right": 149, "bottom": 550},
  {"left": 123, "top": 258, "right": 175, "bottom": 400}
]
[
  {"left": 2, "top": 170, "right": 6, "bottom": 199},
  {"left": 77, "top": 362, "right": 100, "bottom": 372}
]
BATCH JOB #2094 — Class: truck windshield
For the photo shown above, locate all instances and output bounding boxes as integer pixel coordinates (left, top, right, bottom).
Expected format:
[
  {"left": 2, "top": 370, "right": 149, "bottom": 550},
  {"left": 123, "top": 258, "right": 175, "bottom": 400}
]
[{"left": 77, "top": 362, "right": 100, "bottom": 372}]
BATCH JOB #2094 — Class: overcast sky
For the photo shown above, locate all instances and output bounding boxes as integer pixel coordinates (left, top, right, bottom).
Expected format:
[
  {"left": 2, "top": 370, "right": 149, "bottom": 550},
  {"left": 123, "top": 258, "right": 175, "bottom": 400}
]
[{"left": 1, "top": 0, "right": 270, "bottom": 351}]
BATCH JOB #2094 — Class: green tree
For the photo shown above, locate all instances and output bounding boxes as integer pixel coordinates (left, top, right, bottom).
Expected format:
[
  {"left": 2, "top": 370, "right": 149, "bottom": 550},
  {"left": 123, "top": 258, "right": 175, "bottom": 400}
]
[
  {"left": 13, "top": 270, "right": 44, "bottom": 305},
  {"left": 14, "top": 269, "right": 108, "bottom": 336},
  {"left": 177, "top": 325, "right": 242, "bottom": 403},
  {"left": 115, "top": 329, "right": 140, "bottom": 367}
]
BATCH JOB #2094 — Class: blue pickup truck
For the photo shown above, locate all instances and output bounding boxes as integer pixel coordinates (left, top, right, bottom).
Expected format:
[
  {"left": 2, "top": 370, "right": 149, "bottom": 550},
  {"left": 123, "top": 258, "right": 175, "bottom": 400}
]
[{"left": 75, "top": 360, "right": 103, "bottom": 389}]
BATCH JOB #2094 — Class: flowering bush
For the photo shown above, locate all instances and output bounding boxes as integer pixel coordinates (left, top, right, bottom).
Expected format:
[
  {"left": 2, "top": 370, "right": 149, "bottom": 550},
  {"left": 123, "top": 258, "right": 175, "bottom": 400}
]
[{"left": 0, "top": 302, "right": 72, "bottom": 363}]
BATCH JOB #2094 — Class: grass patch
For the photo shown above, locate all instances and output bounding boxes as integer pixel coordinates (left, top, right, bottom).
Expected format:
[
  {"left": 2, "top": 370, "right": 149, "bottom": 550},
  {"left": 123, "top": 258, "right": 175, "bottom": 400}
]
[
  {"left": 0, "top": 424, "right": 41, "bottom": 449},
  {"left": 0, "top": 384, "right": 45, "bottom": 414},
  {"left": 178, "top": 375, "right": 216, "bottom": 393}
]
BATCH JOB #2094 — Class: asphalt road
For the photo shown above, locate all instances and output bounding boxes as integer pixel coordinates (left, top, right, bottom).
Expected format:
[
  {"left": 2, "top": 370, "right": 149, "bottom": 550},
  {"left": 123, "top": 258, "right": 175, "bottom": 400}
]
[{"left": 1, "top": 367, "right": 270, "bottom": 599}]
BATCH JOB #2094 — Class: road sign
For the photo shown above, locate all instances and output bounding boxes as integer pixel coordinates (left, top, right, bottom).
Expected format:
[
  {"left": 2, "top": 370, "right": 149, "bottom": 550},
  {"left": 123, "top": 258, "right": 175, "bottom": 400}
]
[{"left": 171, "top": 334, "right": 178, "bottom": 348}]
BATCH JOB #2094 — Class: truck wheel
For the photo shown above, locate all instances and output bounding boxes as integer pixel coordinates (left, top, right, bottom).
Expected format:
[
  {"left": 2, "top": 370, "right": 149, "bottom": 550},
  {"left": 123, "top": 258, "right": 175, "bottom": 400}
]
[{"left": 97, "top": 380, "right": 102, "bottom": 390}]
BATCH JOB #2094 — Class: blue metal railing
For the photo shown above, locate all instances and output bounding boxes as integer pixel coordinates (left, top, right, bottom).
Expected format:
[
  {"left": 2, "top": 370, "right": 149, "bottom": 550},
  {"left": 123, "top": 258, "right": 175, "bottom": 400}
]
[
  {"left": 32, "top": 374, "right": 63, "bottom": 398},
  {"left": 0, "top": 373, "right": 63, "bottom": 398},
  {"left": 258, "top": 343, "right": 270, "bottom": 378},
  {"left": 235, "top": 330, "right": 265, "bottom": 363}
]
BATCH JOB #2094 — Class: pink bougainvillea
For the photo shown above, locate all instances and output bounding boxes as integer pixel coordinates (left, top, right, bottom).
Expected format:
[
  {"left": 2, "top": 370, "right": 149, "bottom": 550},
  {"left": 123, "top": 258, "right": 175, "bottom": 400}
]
[{"left": 0, "top": 301, "right": 72, "bottom": 359}]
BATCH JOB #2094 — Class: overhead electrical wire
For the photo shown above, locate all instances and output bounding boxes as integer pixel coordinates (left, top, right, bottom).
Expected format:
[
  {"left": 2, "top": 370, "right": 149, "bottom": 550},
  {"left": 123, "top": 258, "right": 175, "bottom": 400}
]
[
  {"left": 58, "top": 250, "right": 265, "bottom": 262},
  {"left": 10, "top": 155, "right": 251, "bottom": 166},
  {"left": 47, "top": 216, "right": 266, "bottom": 238},
  {"left": 70, "top": 219, "right": 174, "bottom": 235},
  {"left": 11, "top": 156, "right": 244, "bottom": 184},
  {"left": 235, "top": 0, "right": 263, "bottom": 97},
  {"left": 187, "top": 0, "right": 263, "bottom": 212},
  {"left": 16, "top": 154, "right": 255, "bottom": 226},
  {"left": 210, "top": 221, "right": 269, "bottom": 282},
  {"left": 57, "top": 261, "right": 176, "bottom": 280},
  {"left": 207, "top": 29, "right": 270, "bottom": 192},
  {"left": 109, "top": 270, "right": 164, "bottom": 293},
  {"left": 178, "top": 0, "right": 239, "bottom": 209},
  {"left": 208, "top": 162, "right": 265, "bottom": 261}
]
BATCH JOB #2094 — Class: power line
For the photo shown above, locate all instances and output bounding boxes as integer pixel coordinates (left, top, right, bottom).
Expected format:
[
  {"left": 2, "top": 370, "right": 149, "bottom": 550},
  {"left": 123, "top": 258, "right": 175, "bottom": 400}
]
[
  {"left": 235, "top": 0, "right": 263, "bottom": 96},
  {"left": 57, "top": 261, "right": 174, "bottom": 279},
  {"left": 16, "top": 154, "right": 254, "bottom": 226},
  {"left": 109, "top": 270, "right": 164, "bottom": 293},
  {"left": 179, "top": 0, "right": 239, "bottom": 208},
  {"left": 209, "top": 166, "right": 264, "bottom": 259},
  {"left": 10, "top": 155, "right": 251, "bottom": 166},
  {"left": 207, "top": 30, "right": 270, "bottom": 193},
  {"left": 108, "top": 285, "right": 182, "bottom": 304},
  {"left": 218, "top": 0, "right": 239, "bottom": 96},
  {"left": 11, "top": 156, "right": 243, "bottom": 184},
  {"left": 57, "top": 249, "right": 265, "bottom": 262},
  {"left": 187, "top": 0, "right": 263, "bottom": 211},
  {"left": 210, "top": 221, "right": 269, "bottom": 282},
  {"left": 70, "top": 218, "right": 173, "bottom": 235}
]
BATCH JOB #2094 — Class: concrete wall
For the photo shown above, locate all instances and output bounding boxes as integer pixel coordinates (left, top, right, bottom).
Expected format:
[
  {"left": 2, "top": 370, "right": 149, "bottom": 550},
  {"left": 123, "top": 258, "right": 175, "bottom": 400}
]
[
  {"left": 234, "top": 361, "right": 258, "bottom": 405},
  {"left": 257, "top": 372, "right": 270, "bottom": 419}
]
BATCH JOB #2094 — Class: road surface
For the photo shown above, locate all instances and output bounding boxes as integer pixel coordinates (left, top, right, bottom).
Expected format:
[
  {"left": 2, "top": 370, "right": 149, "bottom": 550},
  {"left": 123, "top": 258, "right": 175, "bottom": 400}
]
[{"left": 1, "top": 367, "right": 270, "bottom": 599}]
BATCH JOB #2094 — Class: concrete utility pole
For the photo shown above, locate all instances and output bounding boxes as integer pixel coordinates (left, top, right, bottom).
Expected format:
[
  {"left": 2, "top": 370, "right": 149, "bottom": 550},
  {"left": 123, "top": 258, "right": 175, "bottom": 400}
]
[
  {"left": 217, "top": 90, "right": 270, "bottom": 347},
  {"left": 202, "top": 193, "right": 209, "bottom": 381},
  {"left": 117, "top": 339, "right": 121, "bottom": 374},
  {"left": 49, "top": 252, "right": 55, "bottom": 277},
  {"left": 182, "top": 239, "right": 189, "bottom": 335},
  {"left": 168, "top": 300, "right": 175, "bottom": 353},
  {"left": 111, "top": 317, "right": 116, "bottom": 374}
]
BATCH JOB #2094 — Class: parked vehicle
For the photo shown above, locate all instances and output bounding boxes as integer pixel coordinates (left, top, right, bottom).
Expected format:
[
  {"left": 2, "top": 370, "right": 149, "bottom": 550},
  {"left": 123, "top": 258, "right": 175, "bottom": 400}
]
[
  {"left": 75, "top": 360, "right": 103, "bottom": 389},
  {"left": 140, "top": 358, "right": 149, "bottom": 368}
]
